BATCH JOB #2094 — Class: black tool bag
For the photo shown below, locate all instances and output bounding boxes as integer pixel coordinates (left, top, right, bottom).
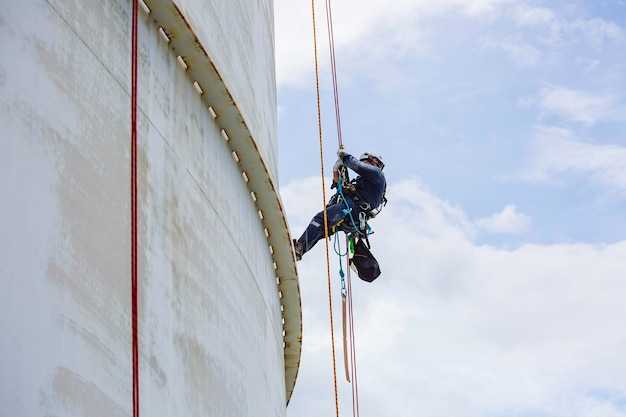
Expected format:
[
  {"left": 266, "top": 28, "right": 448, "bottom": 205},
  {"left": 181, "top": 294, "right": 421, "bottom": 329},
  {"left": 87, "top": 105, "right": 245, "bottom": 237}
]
[{"left": 350, "top": 237, "right": 381, "bottom": 282}]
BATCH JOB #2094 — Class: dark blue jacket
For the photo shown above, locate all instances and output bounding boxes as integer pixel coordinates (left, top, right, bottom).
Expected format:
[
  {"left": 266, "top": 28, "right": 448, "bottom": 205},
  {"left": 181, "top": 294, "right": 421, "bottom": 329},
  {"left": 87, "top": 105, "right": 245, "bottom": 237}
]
[{"left": 340, "top": 154, "right": 386, "bottom": 209}]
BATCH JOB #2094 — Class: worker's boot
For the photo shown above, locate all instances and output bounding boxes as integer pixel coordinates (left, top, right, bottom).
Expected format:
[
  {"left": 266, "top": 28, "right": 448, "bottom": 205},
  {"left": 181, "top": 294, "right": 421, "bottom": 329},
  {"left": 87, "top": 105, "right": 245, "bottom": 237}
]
[{"left": 293, "top": 240, "right": 304, "bottom": 261}]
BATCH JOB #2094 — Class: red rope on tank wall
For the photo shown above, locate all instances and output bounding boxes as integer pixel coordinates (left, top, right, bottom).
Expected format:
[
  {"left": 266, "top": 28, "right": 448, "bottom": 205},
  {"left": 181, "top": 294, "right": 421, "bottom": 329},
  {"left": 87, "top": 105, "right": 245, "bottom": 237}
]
[{"left": 131, "top": 0, "right": 140, "bottom": 416}]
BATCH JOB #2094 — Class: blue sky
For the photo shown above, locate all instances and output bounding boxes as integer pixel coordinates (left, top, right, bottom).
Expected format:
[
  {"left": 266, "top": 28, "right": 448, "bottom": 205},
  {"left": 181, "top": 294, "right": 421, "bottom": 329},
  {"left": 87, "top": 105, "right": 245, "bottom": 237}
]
[{"left": 275, "top": 1, "right": 626, "bottom": 417}]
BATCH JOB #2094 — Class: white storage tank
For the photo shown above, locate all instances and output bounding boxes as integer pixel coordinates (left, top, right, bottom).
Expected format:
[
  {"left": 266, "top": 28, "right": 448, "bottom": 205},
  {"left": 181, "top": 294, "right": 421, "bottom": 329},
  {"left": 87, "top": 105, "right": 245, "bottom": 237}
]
[{"left": 0, "top": 0, "right": 301, "bottom": 416}]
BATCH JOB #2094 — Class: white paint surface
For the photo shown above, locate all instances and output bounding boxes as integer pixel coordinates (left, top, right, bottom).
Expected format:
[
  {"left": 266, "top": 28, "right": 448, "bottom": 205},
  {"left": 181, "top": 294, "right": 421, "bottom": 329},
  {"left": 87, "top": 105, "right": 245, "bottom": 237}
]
[{"left": 0, "top": 0, "right": 300, "bottom": 415}]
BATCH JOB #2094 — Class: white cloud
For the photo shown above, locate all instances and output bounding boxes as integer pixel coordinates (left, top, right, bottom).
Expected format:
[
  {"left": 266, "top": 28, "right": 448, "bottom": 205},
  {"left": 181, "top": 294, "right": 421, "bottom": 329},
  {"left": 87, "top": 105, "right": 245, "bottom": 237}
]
[
  {"left": 273, "top": 0, "right": 318, "bottom": 87},
  {"left": 477, "top": 204, "right": 532, "bottom": 234},
  {"left": 570, "top": 17, "right": 625, "bottom": 49},
  {"left": 275, "top": 0, "right": 624, "bottom": 90},
  {"left": 534, "top": 85, "right": 625, "bottom": 126},
  {"left": 481, "top": 35, "right": 542, "bottom": 66},
  {"left": 283, "top": 176, "right": 626, "bottom": 417},
  {"left": 459, "top": 0, "right": 514, "bottom": 19},
  {"left": 274, "top": 0, "right": 523, "bottom": 88},
  {"left": 512, "top": 4, "right": 624, "bottom": 47},
  {"left": 512, "top": 5, "right": 555, "bottom": 26},
  {"left": 509, "top": 126, "right": 626, "bottom": 198},
  {"left": 274, "top": 0, "right": 433, "bottom": 88},
  {"left": 480, "top": 5, "right": 624, "bottom": 69}
]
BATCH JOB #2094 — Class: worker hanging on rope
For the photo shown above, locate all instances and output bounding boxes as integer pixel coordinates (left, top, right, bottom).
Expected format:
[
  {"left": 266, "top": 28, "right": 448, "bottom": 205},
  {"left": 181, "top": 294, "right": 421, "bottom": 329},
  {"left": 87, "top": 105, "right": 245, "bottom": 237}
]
[{"left": 293, "top": 149, "right": 386, "bottom": 261}]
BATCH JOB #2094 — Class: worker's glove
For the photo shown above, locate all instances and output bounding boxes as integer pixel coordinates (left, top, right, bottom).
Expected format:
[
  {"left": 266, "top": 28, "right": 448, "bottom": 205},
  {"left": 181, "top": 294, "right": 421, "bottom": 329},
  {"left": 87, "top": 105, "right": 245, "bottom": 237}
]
[
  {"left": 333, "top": 158, "right": 344, "bottom": 172},
  {"left": 337, "top": 148, "right": 349, "bottom": 160}
]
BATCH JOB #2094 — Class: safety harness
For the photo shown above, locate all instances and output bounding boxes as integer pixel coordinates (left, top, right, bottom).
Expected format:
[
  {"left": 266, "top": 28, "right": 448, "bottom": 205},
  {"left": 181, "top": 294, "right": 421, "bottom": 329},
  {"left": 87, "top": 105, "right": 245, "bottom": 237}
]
[
  {"left": 328, "top": 167, "right": 387, "bottom": 237},
  {"left": 330, "top": 168, "right": 384, "bottom": 286}
]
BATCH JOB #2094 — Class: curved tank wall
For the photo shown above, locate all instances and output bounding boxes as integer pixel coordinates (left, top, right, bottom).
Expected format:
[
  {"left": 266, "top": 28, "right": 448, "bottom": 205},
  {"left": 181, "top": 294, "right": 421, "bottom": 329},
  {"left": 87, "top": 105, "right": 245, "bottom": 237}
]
[
  {"left": 0, "top": 0, "right": 301, "bottom": 416},
  {"left": 172, "top": 0, "right": 279, "bottom": 177}
]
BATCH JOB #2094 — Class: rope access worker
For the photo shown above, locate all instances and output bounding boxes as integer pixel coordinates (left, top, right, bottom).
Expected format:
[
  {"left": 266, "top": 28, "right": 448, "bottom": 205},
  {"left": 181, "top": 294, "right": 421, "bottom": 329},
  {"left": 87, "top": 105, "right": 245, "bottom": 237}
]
[{"left": 293, "top": 149, "right": 386, "bottom": 261}]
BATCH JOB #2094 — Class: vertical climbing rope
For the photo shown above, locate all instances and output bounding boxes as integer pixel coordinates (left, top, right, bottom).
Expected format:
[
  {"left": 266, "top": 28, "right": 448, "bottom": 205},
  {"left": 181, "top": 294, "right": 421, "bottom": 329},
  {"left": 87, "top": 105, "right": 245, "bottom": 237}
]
[
  {"left": 347, "top": 267, "right": 361, "bottom": 417},
  {"left": 311, "top": 1, "right": 341, "bottom": 416},
  {"left": 130, "top": 0, "right": 140, "bottom": 416},
  {"left": 324, "top": 0, "right": 343, "bottom": 148},
  {"left": 322, "top": 0, "right": 363, "bottom": 415}
]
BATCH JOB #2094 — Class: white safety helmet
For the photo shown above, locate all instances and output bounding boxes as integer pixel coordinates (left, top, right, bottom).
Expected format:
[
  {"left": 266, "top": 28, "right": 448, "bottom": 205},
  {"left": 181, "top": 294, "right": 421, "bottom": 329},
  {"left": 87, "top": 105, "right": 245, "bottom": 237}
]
[{"left": 359, "top": 151, "right": 384, "bottom": 168}]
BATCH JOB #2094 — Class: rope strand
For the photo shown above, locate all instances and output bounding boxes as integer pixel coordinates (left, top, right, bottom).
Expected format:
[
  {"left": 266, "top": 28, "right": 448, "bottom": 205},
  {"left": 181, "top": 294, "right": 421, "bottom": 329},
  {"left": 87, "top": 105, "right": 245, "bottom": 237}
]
[
  {"left": 311, "top": 0, "right": 363, "bottom": 415},
  {"left": 323, "top": 0, "right": 362, "bottom": 414},
  {"left": 346, "top": 262, "right": 361, "bottom": 417},
  {"left": 311, "top": 1, "right": 341, "bottom": 416},
  {"left": 130, "top": 0, "right": 140, "bottom": 416},
  {"left": 324, "top": 0, "right": 343, "bottom": 148}
]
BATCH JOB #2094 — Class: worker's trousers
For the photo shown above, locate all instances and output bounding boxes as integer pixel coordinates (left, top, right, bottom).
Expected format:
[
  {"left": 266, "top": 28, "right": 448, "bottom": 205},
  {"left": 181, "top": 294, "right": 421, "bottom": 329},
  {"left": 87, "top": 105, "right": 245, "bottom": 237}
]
[{"left": 296, "top": 196, "right": 360, "bottom": 255}]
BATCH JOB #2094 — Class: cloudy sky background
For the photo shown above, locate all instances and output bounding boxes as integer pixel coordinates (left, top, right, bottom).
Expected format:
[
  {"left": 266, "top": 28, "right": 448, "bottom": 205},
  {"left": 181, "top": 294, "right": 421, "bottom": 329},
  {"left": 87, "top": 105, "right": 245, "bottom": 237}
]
[{"left": 273, "top": 1, "right": 626, "bottom": 416}]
